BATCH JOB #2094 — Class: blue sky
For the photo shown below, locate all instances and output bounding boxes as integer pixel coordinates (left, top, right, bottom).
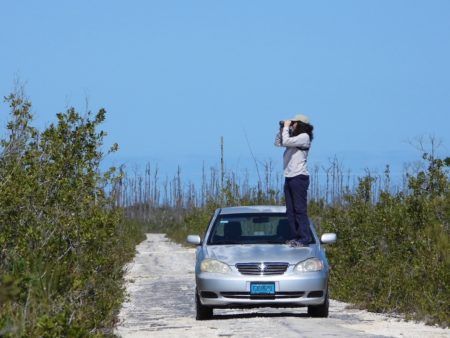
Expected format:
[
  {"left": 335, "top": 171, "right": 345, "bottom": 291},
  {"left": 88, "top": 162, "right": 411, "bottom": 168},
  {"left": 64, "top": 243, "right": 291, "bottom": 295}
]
[{"left": 1, "top": 1, "right": 449, "bottom": 185}]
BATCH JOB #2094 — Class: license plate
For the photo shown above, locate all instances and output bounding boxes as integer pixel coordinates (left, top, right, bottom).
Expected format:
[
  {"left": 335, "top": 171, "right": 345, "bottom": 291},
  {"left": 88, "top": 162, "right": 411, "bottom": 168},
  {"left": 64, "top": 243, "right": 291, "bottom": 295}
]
[{"left": 250, "top": 282, "right": 275, "bottom": 295}]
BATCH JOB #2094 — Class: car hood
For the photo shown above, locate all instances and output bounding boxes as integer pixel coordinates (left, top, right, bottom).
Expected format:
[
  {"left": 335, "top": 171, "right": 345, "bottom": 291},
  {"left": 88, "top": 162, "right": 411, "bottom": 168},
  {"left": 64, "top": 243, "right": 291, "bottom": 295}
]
[{"left": 204, "top": 244, "right": 315, "bottom": 265}]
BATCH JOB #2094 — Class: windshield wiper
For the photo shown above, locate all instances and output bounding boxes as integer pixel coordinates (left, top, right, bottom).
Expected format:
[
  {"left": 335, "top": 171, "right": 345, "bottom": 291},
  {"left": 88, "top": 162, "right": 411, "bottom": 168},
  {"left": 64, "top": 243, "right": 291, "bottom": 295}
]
[
  {"left": 211, "top": 240, "right": 242, "bottom": 245},
  {"left": 211, "top": 240, "right": 285, "bottom": 245}
]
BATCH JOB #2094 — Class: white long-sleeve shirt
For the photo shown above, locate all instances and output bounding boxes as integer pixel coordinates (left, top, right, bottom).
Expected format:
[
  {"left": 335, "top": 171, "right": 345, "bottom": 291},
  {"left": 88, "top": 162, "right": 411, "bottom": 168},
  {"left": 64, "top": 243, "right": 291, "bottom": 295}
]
[{"left": 275, "top": 127, "right": 311, "bottom": 177}]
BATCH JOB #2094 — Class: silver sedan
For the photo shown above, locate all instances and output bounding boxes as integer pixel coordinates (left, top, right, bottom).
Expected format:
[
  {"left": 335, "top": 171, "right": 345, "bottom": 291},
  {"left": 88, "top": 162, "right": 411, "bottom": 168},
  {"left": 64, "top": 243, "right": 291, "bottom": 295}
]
[{"left": 187, "top": 205, "right": 337, "bottom": 320}]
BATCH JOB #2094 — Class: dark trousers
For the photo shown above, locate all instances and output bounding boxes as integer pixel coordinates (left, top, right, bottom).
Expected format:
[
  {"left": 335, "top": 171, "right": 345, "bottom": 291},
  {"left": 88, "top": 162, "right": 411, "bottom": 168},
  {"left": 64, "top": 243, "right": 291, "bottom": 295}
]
[{"left": 284, "top": 174, "right": 311, "bottom": 244}]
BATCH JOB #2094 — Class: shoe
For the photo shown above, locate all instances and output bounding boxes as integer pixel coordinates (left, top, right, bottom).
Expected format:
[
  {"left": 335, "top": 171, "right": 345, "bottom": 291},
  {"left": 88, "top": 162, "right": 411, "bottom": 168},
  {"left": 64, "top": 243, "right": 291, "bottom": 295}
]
[
  {"left": 286, "top": 240, "right": 305, "bottom": 248},
  {"left": 285, "top": 239, "right": 297, "bottom": 247},
  {"left": 293, "top": 241, "right": 306, "bottom": 248}
]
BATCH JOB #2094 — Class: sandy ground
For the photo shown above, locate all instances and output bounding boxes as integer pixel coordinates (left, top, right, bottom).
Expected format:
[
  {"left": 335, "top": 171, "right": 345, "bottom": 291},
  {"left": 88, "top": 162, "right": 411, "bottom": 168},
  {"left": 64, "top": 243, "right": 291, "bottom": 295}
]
[{"left": 115, "top": 234, "right": 449, "bottom": 338}]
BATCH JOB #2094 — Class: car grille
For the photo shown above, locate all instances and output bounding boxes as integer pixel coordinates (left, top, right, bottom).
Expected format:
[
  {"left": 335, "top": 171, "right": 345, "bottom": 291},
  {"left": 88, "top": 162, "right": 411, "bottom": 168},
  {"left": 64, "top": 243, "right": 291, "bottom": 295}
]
[
  {"left": 221, "top": 291, "right": 305, "bottom": 299},
  {"left": 235, "top": 262, "right": 289, "bottom": 275}
]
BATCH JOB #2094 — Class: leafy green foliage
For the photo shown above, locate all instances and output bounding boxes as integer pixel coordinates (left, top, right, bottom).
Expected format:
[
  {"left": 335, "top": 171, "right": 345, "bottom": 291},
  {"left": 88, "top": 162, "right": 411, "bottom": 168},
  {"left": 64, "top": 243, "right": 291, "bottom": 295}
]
[
  {"left": 0, "top": 93, "right": 143, "bottom": 336},
  {"left": 313, "top": 154, "right": 450, "bottom": 327}
]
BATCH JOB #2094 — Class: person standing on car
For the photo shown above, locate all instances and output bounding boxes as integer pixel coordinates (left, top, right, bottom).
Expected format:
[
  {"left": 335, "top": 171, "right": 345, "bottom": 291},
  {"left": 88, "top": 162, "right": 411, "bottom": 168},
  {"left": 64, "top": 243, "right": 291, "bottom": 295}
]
[{"left": 275, "top": 114, "right": 314, "bottom": 247}]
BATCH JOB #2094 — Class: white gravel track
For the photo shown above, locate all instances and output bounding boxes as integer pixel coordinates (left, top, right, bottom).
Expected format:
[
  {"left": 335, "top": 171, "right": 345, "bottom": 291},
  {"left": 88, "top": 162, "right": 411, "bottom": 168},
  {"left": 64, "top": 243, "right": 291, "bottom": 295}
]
[{"left": 115, "top": 234, "right": 449, "bottom": 338}]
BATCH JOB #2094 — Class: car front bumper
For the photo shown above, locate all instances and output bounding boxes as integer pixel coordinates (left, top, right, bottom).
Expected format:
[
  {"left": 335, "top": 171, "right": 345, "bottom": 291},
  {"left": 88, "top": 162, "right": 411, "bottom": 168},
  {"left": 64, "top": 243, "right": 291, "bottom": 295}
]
[{"left": 196, "top": 270, "right": 328, "bottom": 308}]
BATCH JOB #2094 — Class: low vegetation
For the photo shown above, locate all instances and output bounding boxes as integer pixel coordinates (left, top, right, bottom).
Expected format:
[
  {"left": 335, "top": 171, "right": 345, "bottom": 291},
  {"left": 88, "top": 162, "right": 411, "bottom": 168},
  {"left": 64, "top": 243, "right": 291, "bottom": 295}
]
[
  {"left": 312, "top": 154, "right": 449, "bottom": 326},
  {"left": 0, "top": 93, "right": 144, "bottom": 336}
]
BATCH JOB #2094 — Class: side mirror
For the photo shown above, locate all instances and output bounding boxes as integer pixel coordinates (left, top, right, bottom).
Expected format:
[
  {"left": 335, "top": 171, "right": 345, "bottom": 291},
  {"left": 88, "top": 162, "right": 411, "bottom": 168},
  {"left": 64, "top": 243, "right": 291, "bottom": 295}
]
[
  {"left": 320, "top": 233, "right": 337, "bottom": 244},
  {"left": 186, "top": 235, "right": 202, "bottom": 245}
]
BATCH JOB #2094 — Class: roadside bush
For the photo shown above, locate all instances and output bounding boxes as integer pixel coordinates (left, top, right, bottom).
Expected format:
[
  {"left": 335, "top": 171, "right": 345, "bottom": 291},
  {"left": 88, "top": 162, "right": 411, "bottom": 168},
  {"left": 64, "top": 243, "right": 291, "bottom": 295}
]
[
  {"left": 317, "top": 154, "right": 449, "bottom": 326},
  {"left": 0, "top": 93, "right": 143, "bottom": 336}
]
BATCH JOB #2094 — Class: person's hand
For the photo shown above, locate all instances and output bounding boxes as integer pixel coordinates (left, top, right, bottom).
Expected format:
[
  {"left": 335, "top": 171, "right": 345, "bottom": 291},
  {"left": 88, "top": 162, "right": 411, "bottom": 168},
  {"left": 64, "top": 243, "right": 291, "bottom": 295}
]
[{"left": 284, "top": 120, "right": 291, "bottom": 128}]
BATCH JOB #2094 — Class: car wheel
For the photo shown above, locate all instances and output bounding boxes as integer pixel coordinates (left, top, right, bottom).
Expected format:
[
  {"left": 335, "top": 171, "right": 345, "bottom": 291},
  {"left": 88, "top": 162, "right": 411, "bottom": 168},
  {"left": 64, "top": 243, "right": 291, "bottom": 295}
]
[
  {"left": 307, "top": 291, "right": 329, "bottom": 318},
  {"left": 195, "top": 289, "right": 213, "bottom": 320}
]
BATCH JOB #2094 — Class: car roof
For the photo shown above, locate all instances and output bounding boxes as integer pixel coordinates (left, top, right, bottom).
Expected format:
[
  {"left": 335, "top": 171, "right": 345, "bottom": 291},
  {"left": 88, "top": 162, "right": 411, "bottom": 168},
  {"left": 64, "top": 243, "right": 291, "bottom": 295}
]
[{"left": 218, "top": 205, "right": 286, "bottom": 215}]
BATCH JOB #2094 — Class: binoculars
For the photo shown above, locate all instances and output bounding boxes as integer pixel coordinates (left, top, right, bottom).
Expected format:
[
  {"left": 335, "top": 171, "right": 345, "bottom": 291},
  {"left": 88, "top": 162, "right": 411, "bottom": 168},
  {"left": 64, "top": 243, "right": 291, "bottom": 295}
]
[{"left": 279, "top": 121, "right": 294, "bottom": 127}]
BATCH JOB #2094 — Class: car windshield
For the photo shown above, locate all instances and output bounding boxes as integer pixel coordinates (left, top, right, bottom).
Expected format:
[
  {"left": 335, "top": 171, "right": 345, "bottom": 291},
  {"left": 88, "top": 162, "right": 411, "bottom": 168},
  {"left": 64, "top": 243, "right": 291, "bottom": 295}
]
[{"left": 207, "top": 213, "right": 315, "bottom": 245}]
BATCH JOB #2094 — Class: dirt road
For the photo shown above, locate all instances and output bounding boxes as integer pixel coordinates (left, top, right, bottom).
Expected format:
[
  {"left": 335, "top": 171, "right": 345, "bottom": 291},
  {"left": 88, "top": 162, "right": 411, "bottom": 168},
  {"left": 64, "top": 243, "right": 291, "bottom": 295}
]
[{"left": 115, "top": 234, "right": 449, "bottom": 338}]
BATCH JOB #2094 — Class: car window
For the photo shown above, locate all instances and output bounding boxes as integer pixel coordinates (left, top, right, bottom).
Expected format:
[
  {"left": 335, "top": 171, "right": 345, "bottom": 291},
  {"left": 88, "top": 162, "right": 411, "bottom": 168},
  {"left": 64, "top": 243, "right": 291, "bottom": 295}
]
[{"left": 207, "top": 213, "right": 315, "bottom": 245}]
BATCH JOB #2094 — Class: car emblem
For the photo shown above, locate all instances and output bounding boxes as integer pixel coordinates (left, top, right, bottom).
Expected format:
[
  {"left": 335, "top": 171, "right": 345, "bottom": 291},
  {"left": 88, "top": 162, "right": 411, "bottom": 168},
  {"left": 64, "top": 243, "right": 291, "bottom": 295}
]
[{"left": 259, "top": 263, "right": 266, "bottom": 272}]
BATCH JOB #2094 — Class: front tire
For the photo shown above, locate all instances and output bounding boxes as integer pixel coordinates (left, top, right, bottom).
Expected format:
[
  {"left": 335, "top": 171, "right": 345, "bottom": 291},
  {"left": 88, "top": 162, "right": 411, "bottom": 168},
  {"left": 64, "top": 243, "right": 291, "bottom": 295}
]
[
  {"left": 307, "top": 291, "right": 329, "bottom": 318},
  {"left": 195, "top": 290, "right": 213, "bottom": 320}
]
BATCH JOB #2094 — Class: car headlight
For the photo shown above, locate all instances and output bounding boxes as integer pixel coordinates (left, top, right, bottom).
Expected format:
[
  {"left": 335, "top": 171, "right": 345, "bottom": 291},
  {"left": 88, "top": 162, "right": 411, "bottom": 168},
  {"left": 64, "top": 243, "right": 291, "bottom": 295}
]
[
  {"left": 200, "top": 259, "right": 231, "bottom": 274},
  {"left": 294, "top": 258, "right": 324, "bottom": 272}
]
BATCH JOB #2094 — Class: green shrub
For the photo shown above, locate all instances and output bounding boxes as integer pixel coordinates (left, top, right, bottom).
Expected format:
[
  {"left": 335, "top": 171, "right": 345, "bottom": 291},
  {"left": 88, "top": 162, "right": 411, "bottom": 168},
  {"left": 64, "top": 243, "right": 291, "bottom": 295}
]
[
  {"left": 317, "top": 155, "right": 449, "bottom": 326},
  {"left": 0, "top": 93, "right": 144, "bottom": 336}
]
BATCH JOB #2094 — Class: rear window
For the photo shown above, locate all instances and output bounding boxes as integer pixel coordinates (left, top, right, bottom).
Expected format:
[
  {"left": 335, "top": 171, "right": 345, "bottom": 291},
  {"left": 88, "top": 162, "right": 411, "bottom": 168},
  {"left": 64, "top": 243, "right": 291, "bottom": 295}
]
[{"left": 207, "top": 213, "right": 315, "bottom": 245}]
